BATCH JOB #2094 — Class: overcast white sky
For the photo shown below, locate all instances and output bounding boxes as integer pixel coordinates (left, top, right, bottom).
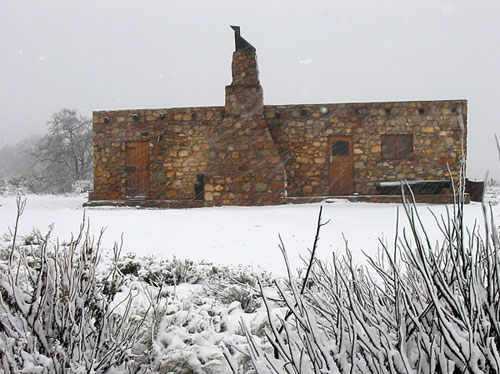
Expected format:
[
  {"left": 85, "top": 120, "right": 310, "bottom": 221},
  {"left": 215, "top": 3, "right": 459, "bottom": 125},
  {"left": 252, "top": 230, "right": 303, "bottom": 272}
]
[{"left": 1, "top": 0, "right": 499, "bottom": 179}]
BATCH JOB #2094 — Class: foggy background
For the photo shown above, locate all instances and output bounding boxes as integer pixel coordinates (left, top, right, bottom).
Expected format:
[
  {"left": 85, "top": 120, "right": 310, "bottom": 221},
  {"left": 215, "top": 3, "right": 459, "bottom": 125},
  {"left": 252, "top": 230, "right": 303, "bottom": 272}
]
[{"left": 1, "top": 0, "right": 499, "bottom": 180}]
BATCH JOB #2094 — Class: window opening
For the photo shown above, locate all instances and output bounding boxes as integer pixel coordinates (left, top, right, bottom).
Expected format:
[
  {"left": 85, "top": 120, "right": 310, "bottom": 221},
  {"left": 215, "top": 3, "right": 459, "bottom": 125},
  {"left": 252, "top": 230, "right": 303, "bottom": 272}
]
[
  {"left": 332, "top": 140, "right": 350, "bottom": 156},
  {"left": 381, "top": 134, "right": 413, "bottom": 160}
]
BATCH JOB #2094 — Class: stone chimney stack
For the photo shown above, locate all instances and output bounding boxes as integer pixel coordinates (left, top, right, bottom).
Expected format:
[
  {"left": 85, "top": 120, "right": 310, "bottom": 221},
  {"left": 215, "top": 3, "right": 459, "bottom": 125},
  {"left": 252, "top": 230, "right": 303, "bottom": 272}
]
[
  {"left": 225, "top": 26, "right": 263, "bottom": 117},
  {"left": 205, "top": 26, "right": 286, "bottom": 206}
]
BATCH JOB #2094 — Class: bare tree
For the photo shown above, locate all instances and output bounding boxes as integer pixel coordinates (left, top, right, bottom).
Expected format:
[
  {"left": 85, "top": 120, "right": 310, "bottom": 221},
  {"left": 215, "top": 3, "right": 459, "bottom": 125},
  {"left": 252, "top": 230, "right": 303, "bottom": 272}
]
[{"left": 33, "top": 108, "right": 92, "bottom": 193}]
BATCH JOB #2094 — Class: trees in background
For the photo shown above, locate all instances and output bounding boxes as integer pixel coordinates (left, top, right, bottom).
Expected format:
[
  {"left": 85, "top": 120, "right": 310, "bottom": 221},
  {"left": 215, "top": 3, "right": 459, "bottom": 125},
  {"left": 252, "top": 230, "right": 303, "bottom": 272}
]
[
  {"left": 0, "top": 135, "right": 41, "bottom": 179},
  {"left": 0, "top": 108, "right": 92, "bottom": 194},
  {"left": 33, "top": 109, "right": 92, "bottom": 193},
  {"left": 0, "top": 135, "right": 42, "bottom": 193}
]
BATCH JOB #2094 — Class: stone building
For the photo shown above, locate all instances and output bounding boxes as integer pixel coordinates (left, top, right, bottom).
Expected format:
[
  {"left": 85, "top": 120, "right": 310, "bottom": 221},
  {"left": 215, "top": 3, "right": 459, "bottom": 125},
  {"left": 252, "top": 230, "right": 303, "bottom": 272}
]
[{"left": 87, "top": 26, "right": 467, "bottom": 207}]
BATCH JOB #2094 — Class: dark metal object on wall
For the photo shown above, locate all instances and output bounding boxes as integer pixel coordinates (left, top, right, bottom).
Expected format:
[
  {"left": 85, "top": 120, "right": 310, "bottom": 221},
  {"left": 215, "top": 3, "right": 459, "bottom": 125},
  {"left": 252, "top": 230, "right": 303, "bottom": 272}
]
[
  {"left": 465, "top": 179, "right": 484, "bottom": 202},
  {"left": 194, "top": 174, "right": 205, "bottom": 200},
  {"left": 376, "top": 180, "right": 451, "bottom": 195},
  {"left": 230, "top": 25, "right": 256, "bottom": 52}
]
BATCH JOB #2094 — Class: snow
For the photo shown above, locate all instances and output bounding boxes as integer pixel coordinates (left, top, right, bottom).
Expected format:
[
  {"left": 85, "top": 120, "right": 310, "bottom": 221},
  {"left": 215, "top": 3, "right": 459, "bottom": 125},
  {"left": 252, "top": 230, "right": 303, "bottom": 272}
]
[
  {"left": 1, "top": 192, "right": 500, "bottom": 373},
  {"left": 0, "top": 194, "right": 498, "bottom": 276}
]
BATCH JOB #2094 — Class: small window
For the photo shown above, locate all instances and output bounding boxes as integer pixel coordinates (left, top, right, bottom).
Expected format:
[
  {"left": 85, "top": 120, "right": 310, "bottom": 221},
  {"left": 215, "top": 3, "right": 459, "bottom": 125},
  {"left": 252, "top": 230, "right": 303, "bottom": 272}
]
[
  {"left": 381, "top": 134, "right": 413, "bottom": 160},
  {"left": 332, "top": 140, "right": 350, "bottom": 156}
]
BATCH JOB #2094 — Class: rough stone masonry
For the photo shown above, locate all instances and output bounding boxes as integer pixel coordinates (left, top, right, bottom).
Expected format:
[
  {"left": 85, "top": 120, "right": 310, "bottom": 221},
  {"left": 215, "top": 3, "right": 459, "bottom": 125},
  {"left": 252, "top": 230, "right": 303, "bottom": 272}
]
[{"left": 88, "top": 26, "right": 467, "bottom": 207}]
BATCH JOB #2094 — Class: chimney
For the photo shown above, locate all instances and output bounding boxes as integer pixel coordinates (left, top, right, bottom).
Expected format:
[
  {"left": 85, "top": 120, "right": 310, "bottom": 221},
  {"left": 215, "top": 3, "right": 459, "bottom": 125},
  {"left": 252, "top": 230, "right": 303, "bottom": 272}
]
[
  {"left": 205, "top": 26, "right": 286, "bottom": 206},
  {"left": 225, "top": 26, "right": 263, "bottom": 116}
]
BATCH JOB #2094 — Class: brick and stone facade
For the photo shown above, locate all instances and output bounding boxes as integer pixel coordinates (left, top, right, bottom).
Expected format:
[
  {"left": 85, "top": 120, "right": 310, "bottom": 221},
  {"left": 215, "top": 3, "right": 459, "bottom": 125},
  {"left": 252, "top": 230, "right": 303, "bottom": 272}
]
[
  {"left": 265, "top": 100, "right": 467, "bottom": 197},
  {"left": 87, "top": 27, "right": 467, "bottom": 207}
]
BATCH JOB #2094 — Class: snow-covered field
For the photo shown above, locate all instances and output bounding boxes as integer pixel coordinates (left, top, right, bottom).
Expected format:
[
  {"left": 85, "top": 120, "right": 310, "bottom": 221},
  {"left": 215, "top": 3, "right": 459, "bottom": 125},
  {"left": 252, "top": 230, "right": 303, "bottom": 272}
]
[
  {"left": 1, "top": 194, "right": 498, "bottom": 276},
  {"left": 1, "top": 192, "right": 499, "bottom": 373}
]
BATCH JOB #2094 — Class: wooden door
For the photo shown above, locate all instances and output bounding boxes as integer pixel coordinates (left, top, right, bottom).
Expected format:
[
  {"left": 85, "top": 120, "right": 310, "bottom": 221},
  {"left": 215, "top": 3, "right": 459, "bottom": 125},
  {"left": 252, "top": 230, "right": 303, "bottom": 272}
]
[
  {"left": 126, "top": 142, "right": 150, "bottom": 197},
  {"left": 329, "top": 136, "right": 354, "bottom": 195}
]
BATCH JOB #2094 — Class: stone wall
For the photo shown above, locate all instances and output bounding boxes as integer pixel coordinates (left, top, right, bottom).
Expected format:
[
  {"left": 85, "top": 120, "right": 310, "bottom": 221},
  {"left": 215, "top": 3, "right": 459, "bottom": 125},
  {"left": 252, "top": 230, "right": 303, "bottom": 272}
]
[
  {"left": 88, "top": 27, "right": 467, "bottom": 207},
  {"left": 90, "top": 46, "right": 287, "bottom": 207},
  {"left": 264, "top": 100, "right": 467, "bottom": 196},
  {"left": 90, "top": 107, "right": 224, "bottom": 203},
  {"left": 90, "top": 99, "right": 467, "bottom": 206},
  {"left": 204, "top": 49, "right": 286, "bottom": 206}
]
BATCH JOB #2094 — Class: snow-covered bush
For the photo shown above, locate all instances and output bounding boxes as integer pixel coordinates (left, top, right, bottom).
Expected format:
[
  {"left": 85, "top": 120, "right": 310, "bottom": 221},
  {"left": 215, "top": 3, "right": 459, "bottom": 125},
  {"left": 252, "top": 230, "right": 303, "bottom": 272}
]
[
  {"left": 143, "top": 294, "right": 232, "bottom": 374},
  {"left": 118, "top": 254, "right": 208, "bottom": 286},
  {"left": 0, "top": 175, "right": 42, "bottom": 195},
  {"left": 233, "top": 188, "right": 500, "bottom": 372},
  {"left": 208, "top": 283, "right": 260, "bottom": 314},
  {"left": 484, "top": 178, "right": 500, "bottom": 205},
  {"left": 206, "top": 265, "right": 274, "bottom": 313},
  {"left": 0, "top": 176, "right": 93, "bottom": 196},
  {"left": 117, "top": 254, "right": 274, "bottom": 313},
  {"left": 0, "top": 198, "right": 279, "bottom": 374},
  {"left": 119, "top": 262, "right": 276, "bottom": 374},
  {"left": 0, "top": 197, "right": 147, "bottom": 373},
  {"left": 71, "top": 179, "right": 93, "bottom": 194}
]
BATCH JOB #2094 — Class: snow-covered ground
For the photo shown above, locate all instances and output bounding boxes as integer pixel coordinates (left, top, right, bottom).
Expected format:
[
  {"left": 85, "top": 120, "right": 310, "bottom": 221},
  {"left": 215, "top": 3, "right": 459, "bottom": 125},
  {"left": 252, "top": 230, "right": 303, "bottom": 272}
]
[
  {"left": 1, "top": 192, "right": 499, "bottom": 373},
  {"left": 0, "top": 194, "right": 499, "bottom": 276}
]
